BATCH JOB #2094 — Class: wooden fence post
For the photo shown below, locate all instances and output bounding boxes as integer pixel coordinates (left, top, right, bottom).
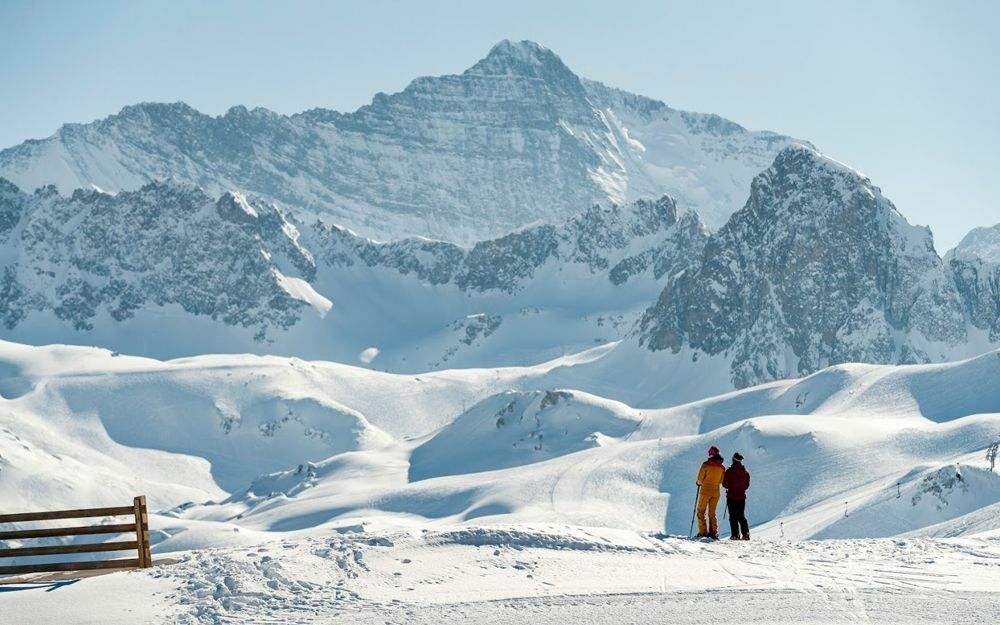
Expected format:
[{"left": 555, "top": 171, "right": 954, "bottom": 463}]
[{"left": 133, "top": 496, "right": 152, "bottom": 568}]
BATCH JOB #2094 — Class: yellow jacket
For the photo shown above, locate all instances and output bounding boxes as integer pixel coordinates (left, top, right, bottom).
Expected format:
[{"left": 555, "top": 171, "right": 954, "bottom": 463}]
[{"left": 696, "top": 459, "right": 726, "bottom": 491}]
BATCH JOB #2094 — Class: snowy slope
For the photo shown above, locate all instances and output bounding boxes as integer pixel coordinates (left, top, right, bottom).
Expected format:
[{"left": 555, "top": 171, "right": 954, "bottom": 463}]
[
  {"left": 2, "top": 339, "right": 999, "bottom": 549},
  {"left": 408, "top": 389, "right": 645, "bottom": 481},
  {"left": 4, "top": 339, "right": 1000, "bottom": 623},
  {"left": 0, "top": 41, "right": 802, "bottom": 243}
]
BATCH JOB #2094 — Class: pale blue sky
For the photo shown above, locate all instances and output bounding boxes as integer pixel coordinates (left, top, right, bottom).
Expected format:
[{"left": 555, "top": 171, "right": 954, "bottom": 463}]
[{"left": 2, "top": 0, "right": 997, "bottom": 249}]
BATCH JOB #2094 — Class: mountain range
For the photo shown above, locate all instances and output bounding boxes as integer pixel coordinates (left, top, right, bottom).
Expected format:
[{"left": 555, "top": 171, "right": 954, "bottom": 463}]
[
  {"left": 0, "top": 40, "right": 996, "bottom": 399},
  {"left": 0, "top": 175, "right": 707, "bottom": 377},
  {"left": 0, "top": 40, "right": 799, "bottom": 244}
]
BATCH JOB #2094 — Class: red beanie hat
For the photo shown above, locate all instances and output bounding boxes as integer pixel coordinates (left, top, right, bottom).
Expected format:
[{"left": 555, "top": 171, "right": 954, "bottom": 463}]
[{"left": 708, "top": 446, "right": 720, "bottom": 457}]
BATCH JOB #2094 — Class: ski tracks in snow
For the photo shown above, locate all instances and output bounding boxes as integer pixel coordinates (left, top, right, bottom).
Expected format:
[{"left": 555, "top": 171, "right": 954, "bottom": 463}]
[
  {"left": 133, "top": 529, "right": 1000, "bottom": 624},
  {"left": 153, "top": 537, "right": 379, "bottom": 624}
]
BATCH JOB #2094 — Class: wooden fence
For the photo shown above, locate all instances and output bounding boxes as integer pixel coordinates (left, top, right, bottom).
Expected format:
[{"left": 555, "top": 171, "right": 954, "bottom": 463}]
[{"left": 0, "top": 496, "right": 153, "bottom": 576}]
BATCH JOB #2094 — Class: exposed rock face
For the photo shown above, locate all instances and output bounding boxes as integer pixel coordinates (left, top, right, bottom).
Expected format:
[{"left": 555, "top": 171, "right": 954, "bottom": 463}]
[
  {"left": 313, "top": 194, "right": 708, "bottom": 295},
  {"left": 457, "top": 195, "right": 708, "bottom": 293},
  {"left": 638, "top": 145, "right": 972, "bottom": 388},
  {"left": 0, "top": 40, "right": 800, "bottom": 244},
  {"left": 0, "top": 182, "right": 316, "bottom": 336},
  {"left": 947, "top": 225, "right": 1000, "bottom": 342},
  {"left": 951, "top": 258, "right": 1000, "bottom": 343},
  {"left": 0, "top": 178, "right": 24, "bottom": 237},
  {"left": 0, "top": 179, "right": 706, "bottom": 347}
]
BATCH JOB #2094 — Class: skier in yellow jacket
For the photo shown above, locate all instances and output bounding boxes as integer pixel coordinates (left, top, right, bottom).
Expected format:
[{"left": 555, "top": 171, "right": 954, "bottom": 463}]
[{"left": 695, "top": 446, "right": 726, "bottom": 539}]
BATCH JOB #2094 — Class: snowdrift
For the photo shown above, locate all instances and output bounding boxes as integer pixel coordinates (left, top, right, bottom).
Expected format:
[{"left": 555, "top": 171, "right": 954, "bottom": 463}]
[{"left": 409, "top": 389, "right": 645, "bottom": 481}]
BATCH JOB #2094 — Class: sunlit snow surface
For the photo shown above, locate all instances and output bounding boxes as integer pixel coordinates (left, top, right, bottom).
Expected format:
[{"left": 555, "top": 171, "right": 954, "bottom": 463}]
[
  {"left": 1, "top": 340, "right": 999, "bottom": 538},
  {"left": 2, "top": 340, "right": 1000, "bottom": 622},
  {"left": 4, "top": 527, "right": 1000, "bottom": 624}
]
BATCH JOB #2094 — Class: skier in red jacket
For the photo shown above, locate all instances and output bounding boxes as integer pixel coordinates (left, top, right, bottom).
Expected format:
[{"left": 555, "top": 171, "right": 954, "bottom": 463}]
[{"left": 722, "top": 452, "right": 751, "bottom": 540}]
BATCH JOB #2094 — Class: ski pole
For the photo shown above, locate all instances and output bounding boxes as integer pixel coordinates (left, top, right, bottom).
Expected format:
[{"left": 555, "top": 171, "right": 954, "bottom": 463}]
[
  {"left": 723, "top": 500, "right": 728, "bottom": 520},
  {"left": 689, "top": 485, "right": 701, "bottom": 537}
]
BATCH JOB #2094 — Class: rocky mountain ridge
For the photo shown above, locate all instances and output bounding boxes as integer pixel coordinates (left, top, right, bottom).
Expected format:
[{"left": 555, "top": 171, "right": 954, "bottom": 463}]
[
  {"left": 0, "top": 40, "right": 801, "bottom": 244},
  {"left": 315, "top": 194, "right": 708, "bottom": 294},
  {"left": 2, "top": 144, "right": 995, "bottom": 391},
  {"left": 946, "top": 225, "right": 1000, "bottom": 343},
  {"left": 637, "top": 144, "right": 993, "bottom": 387},
  {"left": 0, "top": 176, "right": 706, "bottom": 368},
  {"left": 948, "top": 223, "right": 1000, "bottom": 264}
]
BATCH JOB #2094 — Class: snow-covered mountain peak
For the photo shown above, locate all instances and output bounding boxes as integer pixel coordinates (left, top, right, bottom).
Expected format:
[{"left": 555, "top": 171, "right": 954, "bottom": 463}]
[
  {"left": 748, "top": 143, "right": 935, "bottom": 252},
  {"left": 771, "top": 142, "right": 865, "bottom": 177},
  {"left": 466, "top": 39, "right": 577, "bottom": 82},
  {"left": 946, "top": 222, "right": 1000, "bottom": 343},
  {"left": 753, "top": 143, "right": 876, "bottom": 214},
  {"left": 636, "top": 145, "right": 975, "bottom": 388},
  {"left": 482, "top": 38, "right": 552, "bottom": 60},
  {"left": 116, "top": 100, "right": 200, "bottom": 118},
  {"left": 222, "top": 104, "right": 282, "bottom": 122},
  {"left": 0, "top": 181, "right": 326, "bottom": 337},
  {"left": 0, "top": 41, "right": 804, "bottom": 244},
  {"left": 90, "top": 101, "right": 206, "bottom": 134},
  {"left": 948, "top": 223, "right": 1000, "bottom": 264}
]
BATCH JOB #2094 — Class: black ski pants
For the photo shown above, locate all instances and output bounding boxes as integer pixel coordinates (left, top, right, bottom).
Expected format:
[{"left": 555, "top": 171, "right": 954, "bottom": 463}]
[{"left": 727, "top": 498, "right": 749, "bottom": 538}]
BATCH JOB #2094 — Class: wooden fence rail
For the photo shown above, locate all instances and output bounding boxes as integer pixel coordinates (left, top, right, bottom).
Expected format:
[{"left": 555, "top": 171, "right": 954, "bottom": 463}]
[{"left": 0, "top": 496, "right": 153, "bottom": 576}]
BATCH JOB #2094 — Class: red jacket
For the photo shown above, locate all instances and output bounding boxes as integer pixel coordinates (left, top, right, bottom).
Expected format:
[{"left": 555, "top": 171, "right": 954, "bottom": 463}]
[{"left": 723, "top": 463, "right": 750, "bottom": 500}]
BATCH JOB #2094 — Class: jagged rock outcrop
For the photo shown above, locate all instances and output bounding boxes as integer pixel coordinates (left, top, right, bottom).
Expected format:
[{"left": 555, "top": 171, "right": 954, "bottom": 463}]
[
  {"left": 638, "top": 144, "right": 973, "bottom": 387},
  {"left": 0, "top": 182, "right": 316, "bottom": 336},
  {"left": 0, "top": 178, "right": 25, "bottom": 239},
  {"left": 0, "top": 179, "right": 706, "bottom": 350},
  {"left": 314, "top": 194, "right": 710, "bottom": 294},
  {"left": 947, "top": 224, "right": 1000, "bottom": 342}
]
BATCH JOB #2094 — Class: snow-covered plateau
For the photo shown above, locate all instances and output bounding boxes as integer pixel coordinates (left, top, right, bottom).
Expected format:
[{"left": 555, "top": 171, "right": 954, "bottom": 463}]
[{"left": 1, "top": 340, "right": 999, "bottom": 623}]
